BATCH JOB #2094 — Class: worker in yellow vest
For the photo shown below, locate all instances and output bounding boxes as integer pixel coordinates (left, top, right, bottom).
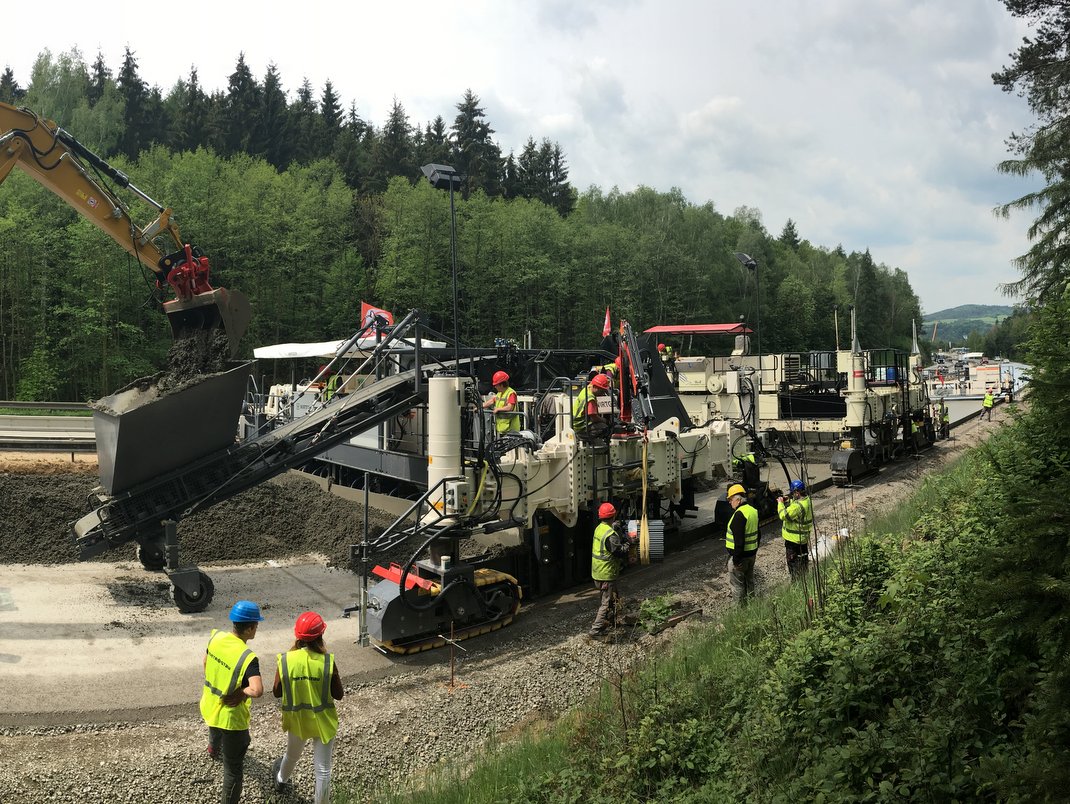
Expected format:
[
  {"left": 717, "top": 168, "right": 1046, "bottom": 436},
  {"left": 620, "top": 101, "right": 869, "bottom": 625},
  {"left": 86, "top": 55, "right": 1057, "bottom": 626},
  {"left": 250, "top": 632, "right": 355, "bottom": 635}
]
[
  {"left": 573, "top": 372, "right": 612, "bottom": 439},
  {"left": 981, "top": 389, "right": 995, "bottom": 421},
  {"left": 778, "top": 479, "right": 813, "bottom": 580},
  {"left": 589, "top": 502, "right": 630, "bottom": 638},
  {"left": 482, "top": 370, "right": 521, "bottom": 434},
  {"left": 271, "top": 611, "right": 344, "bottom": 803},
  {"left": 200, "top": 600, "right": 265, "bottom": 804},
  {"left": 725, "top": 484, "right": 760, "bottom": 605}
]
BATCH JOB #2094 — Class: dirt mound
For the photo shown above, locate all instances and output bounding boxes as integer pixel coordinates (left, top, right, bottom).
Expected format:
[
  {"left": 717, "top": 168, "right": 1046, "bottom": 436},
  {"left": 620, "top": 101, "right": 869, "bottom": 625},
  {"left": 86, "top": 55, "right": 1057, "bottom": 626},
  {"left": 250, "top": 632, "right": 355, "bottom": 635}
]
[{"left": 0, "top": 471, "right": 400, "bottom": 568}]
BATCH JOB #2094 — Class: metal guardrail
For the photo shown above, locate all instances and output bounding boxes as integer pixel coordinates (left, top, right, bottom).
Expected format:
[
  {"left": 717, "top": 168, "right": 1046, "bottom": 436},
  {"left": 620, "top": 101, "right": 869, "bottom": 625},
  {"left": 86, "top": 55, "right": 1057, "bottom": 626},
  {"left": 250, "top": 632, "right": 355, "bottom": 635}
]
[{"left": 0, "top": 400, "right": 90, "bottom": 411}]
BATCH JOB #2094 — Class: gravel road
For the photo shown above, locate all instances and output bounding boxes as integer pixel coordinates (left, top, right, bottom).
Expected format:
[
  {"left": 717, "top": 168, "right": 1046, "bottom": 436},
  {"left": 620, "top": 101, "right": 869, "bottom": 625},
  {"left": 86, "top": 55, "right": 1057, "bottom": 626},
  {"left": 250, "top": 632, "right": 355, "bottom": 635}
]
[{"left": 0, "top": 410, "right": 1009, "bottom": 803}]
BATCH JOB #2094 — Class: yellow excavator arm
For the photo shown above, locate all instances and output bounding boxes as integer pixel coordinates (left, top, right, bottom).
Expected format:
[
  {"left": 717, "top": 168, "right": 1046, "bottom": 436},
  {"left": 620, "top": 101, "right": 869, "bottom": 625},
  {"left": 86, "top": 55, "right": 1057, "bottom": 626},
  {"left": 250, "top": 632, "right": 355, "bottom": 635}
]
[{"left": 0, "top": 101, "right": 249, "bottom": 354}]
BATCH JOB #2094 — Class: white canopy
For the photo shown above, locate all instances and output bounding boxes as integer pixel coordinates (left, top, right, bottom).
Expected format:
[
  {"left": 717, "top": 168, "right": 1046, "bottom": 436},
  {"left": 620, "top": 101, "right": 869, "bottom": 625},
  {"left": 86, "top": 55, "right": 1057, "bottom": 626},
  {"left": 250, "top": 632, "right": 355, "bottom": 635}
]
[{"left": 253, "top": 336, "right": 448, "bottom": 360}]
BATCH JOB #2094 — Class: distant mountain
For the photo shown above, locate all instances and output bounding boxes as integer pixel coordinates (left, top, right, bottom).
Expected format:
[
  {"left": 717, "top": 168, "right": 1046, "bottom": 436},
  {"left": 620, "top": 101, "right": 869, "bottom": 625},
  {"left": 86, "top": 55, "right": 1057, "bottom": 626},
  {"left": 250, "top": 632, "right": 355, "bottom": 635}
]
[{"left": 923, "top": 304, "right": 1014, "bottom": 321}]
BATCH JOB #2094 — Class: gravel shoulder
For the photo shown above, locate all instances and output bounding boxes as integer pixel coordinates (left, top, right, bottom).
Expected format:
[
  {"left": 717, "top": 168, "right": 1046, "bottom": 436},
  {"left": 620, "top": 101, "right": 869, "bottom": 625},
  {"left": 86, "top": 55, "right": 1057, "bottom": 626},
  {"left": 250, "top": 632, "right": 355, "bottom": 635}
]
[{"left": 0, "top": 408, "right": 1013, "bottom": 803}]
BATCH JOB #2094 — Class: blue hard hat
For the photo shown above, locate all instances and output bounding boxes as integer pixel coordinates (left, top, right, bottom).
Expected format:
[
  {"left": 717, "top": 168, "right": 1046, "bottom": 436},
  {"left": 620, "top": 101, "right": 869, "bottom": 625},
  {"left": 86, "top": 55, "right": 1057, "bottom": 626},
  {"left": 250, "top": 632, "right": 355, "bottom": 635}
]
[
  {"left": 789, "top": 479, "right": 806, "bottom": 494},
  {"left": 229, "top": 600, "right": 265, "bottom": 623}
]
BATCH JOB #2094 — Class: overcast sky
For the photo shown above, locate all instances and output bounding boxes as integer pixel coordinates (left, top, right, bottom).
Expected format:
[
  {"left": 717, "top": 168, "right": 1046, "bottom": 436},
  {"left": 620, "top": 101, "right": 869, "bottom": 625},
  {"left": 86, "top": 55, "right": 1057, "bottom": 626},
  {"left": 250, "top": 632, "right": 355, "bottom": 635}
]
[{"left": 3, "top": 0, "right": 1040, "bottom": 316}]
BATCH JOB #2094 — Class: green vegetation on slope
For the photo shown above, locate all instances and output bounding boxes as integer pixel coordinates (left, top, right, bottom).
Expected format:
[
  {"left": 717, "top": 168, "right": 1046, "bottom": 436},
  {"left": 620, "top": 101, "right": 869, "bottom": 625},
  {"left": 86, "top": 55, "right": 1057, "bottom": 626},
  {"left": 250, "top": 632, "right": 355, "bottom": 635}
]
[{"left": 375, "top": 409, "right": 1070, "bottom": 803}]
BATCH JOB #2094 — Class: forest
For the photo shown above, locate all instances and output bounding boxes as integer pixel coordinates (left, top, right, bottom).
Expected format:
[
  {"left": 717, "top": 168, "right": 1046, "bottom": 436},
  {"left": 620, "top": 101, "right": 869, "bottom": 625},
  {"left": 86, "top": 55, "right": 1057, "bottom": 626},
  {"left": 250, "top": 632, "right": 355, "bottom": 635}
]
[{"left": 0, "top": 48, "right": 922, "bottom": 401}]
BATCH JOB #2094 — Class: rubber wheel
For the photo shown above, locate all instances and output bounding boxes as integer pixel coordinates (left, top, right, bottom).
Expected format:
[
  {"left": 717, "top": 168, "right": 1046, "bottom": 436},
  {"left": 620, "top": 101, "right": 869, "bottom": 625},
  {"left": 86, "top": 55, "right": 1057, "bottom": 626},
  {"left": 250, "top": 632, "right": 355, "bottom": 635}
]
[
  {"left": 171, "top": 572, "right": 215, "bottom": 614},
  {"left": 137, "top": 540, "right": 166, "bottom": 572}
]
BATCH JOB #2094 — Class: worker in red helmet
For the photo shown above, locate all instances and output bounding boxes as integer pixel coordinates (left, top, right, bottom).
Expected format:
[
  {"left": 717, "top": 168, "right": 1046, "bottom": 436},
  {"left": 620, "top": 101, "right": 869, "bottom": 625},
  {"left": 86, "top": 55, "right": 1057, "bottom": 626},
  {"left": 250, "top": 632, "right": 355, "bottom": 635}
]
[
  {"left": 659, "top": 342, "right": 678, "bottom": 386},
  {"left": 482, "top": 370, "right": 521, "bottom": 435},
  {"left": 589, "top": 502, "right": 630, "bottom": 638},
  {"left": 200, "top": 601, "right": 265, "bottom": 802},
  {"left": 573, "top": 371, "right": 613, "bottom": 439},
  {"left": 271, "top": 611, "right": 344, "bottom": 802}
]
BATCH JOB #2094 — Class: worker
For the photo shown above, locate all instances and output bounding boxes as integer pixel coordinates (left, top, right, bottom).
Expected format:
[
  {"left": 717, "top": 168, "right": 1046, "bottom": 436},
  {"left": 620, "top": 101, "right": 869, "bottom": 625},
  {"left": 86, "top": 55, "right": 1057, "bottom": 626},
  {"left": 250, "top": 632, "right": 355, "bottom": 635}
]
[
  {"left": 658, "top": 342, "right": 678, "bottom": 385},
  {"left": 271, "top": 611, "right": 344, "bottom": 803},
  {"left": 777, "top": 479, "right": 813, "bottom": 581},
  {"left": 201, "top": 600, "right": 265, "bottom": 804},
  {"left": 572, "top": 372, "right": 613, "bottom": 438},
  {"left": 589, "top": 502, "right": 630, "bottom": 638},
  {"left": 318, "top": 365, "right": 334, "bottom": 402},
  {"left": 725, "top": 483, "right": 760, "bottom": 605},
  {"left": 981, "top": 389, "right": 995, "bottom": 421},
  {"left": 482, "top": 370, "right": 521, "bottom": 434},
  {"left": 940, "top": 404, "right": 950, "bottom": 439}
]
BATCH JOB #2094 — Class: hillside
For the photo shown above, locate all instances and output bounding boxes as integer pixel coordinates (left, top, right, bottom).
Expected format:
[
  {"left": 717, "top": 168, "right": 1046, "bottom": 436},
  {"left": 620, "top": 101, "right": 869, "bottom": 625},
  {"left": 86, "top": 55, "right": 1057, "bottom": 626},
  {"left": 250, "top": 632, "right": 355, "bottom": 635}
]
[{"left": 922, "top": 304, "right": 1013, "bottom": 321}]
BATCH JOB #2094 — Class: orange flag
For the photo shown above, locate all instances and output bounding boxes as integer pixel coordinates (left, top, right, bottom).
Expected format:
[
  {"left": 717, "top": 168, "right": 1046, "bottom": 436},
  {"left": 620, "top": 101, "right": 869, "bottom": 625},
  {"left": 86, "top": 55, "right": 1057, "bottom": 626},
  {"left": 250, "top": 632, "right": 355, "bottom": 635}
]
[{"left": 602, "top": 306, "right": 611, "bottom": 337}]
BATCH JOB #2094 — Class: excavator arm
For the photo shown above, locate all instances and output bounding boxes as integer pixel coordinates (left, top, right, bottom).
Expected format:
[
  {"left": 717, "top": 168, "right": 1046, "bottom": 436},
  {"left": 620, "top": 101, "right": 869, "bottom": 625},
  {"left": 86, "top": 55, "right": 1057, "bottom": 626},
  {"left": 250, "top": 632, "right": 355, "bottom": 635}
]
[{"left": 0, "top": 102, "right": 249, "bottom": 354}]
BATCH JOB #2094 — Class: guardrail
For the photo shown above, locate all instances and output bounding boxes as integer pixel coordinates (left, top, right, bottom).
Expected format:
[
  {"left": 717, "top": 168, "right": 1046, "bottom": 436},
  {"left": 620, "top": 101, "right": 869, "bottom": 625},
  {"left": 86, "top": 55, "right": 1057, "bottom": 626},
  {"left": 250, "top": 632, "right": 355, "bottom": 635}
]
[{"left": 0, "top": 400, "right": 90, "bottom": 411}]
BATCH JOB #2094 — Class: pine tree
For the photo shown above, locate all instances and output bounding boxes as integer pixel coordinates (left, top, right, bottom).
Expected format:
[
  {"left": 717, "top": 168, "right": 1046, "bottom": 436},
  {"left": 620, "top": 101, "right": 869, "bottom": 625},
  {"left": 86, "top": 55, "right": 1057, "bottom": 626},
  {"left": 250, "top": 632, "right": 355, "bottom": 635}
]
[
  {"left": 87, "top": 52, "right": 110, "bottom": 107},
  {"left": 260, "top": 63, "right": 291, "bottom": 169},
  {"left": 319, "top": 79, "right": 343, "bottom": 153},
  {"left": 415, "top": 115, "right": 451, "bottom": 168},
  {"left": 169, "top": 67, "right": 209, "bottom": 152},
  {"left": 0, "top": 67, "right": 23, "bottom": 103},
  {"left": 450, "top": 89, "right": 502, "bottom": 196},
  {"left": 289, "top": 78, "right": 322, "bottom": 163},
  {"left": 223, "top": 53, "right": 261, "bottom": 156},
  {"left": 779, "top": 219, "right": 801, "bottom": 249},
  {"left": 116, "top": 47, "right": 148, "bottom": 159},
  {"left": 548, "top": 142, "right": 576, "bottom": 216},
  {"left": 368, "top": 97, "right": 413, "bottom": 192},
  {"left": 334, "top": 102, "right": 370, "bottom": 188}
]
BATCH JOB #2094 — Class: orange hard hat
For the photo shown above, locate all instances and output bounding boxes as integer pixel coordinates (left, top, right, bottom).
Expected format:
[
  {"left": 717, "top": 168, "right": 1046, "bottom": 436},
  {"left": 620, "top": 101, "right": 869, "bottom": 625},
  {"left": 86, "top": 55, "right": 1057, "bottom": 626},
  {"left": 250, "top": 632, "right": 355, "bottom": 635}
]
[
  {"left": 591, "top": 373, "right": 611, "bottom": 390},
  {"left": 492, "top": 370, "right": 510, "bottom": 386},
  {"left": 598, "top": 502, "right": 617, "bottom": 519},
  {"left": 294, "top": 610, "right": 326, "bottom": 641}
]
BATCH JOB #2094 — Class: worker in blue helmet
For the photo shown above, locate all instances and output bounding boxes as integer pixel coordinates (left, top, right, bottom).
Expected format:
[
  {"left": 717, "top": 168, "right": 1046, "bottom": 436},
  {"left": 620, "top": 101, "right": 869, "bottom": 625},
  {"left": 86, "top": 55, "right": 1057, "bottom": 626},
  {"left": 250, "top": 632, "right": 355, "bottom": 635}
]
[
  {"left": 200, "top": 600, "right": 265, "bottom": 803},
  {"left": 777, "top": 479, "right": 813, "bottom": 580}
]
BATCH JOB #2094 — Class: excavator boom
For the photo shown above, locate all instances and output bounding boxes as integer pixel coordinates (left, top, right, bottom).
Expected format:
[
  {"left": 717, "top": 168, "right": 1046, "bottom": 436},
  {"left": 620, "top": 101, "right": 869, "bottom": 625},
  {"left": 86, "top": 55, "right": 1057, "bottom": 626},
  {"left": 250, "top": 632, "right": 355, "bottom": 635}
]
[{"left": 0, "top": 102, "right": 249, "bottom": 354}]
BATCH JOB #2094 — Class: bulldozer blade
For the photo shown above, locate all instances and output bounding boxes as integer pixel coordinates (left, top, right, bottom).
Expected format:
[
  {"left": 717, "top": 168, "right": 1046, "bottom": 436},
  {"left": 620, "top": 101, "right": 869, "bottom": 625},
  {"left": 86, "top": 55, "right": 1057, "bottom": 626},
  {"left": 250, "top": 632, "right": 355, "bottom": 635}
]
[{"left": 163, "top": 288, "right": 251, "bottom": 358}]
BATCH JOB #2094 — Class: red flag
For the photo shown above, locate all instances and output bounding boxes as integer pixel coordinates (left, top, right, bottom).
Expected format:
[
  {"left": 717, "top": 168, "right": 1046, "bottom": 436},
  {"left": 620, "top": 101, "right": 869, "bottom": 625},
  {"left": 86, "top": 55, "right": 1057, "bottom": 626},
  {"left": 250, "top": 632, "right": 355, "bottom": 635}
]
[
  {"left": 360, "top": 301, "right": 395, "bottom": 328},
  {"left": 602, "top": 306, "right": 611, "bottom": 337}
]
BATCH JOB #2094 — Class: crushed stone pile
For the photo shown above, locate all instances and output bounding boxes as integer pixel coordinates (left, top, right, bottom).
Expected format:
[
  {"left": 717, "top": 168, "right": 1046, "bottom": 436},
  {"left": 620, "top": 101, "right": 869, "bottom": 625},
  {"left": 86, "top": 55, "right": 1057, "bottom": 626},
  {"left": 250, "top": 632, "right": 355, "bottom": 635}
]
[{"left": 0, "top": 471, "right": 407, "bottom": 569}]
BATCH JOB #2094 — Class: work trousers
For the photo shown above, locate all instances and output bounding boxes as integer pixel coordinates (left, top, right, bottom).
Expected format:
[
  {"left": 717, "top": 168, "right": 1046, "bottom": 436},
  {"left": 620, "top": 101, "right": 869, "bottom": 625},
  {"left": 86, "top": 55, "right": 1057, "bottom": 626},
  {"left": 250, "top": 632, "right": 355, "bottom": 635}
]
[
  {"left": 784, "top": 540, "right": 809, "bottom": 581},
  {"left": 981, "top": 406, "right": 992, "bottom": 421},
  {"left": 278, "top": 731, "right": 336, "bottom": 804},
  {"left": 729, "top": 554, "right": 757, "bottom": 606},
  {"left": 209, "top": 726, "right": 251, "bottom": 804},
  {"left": 591, "top": 579, "right": 619, "bottom": 633}
]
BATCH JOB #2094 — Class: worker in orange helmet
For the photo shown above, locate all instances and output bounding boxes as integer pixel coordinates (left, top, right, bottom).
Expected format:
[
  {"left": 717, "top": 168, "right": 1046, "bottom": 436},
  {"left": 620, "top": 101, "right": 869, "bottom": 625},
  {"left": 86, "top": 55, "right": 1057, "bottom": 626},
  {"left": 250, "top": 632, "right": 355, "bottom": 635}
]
[
  {"left": 589, "top": 502, "right": 630, "bottom": 639},
  {"left": 271, "top": 611, "right": 344, "bottom": 803},
  {"left": 482, "top": 370, "right": 521, "bottom": 435},
  {"left": 572, "top": 372, "right": 613, "bottom": 439}
]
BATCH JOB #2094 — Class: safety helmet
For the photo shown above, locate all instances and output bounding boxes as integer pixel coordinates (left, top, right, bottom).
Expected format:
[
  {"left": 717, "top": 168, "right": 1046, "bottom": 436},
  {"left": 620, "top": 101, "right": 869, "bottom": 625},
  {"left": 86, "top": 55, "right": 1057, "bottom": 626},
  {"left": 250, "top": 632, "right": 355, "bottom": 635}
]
[
  {"left": 229, "top": 600, "right": 265, "bottom": 623},
  {"left": 598, "top": 502, "right": 617, "bottom": 519},
  {"left": 789, "top": 479, "right": 806, "bottom": 494},
  {"left": 591, "top": 373, "right": 611, "bottom": 390},
  {"left": 492, "top": 370, "right": 510, "bottom": 386},
  {"left": 727, "top": 484, "right": 747, "bottom": 499},
  {"left": 294, "top": 610, "right": 326, "bottom": 641},
  {"left": 658, "top": 343, "right": 666, "bottom": 352}
]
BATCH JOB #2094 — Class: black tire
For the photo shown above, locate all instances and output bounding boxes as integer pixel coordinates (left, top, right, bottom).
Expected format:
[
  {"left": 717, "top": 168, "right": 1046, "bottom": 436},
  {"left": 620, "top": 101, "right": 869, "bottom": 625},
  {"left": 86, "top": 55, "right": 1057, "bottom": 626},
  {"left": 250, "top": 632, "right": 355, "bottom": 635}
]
[
  {"left": 137, "top": 540, "right": 166, "bottom": 572},
  {"left": 171, "top": 572, "right": 215, "bottom": 614}
]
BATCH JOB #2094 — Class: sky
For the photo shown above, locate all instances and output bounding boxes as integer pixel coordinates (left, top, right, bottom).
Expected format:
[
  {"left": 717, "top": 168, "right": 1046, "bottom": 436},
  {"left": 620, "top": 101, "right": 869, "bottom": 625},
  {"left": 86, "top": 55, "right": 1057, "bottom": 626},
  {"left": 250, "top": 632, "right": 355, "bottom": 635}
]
[{"left": 2, "top": 0, "right": 1041, "bottom": 316}]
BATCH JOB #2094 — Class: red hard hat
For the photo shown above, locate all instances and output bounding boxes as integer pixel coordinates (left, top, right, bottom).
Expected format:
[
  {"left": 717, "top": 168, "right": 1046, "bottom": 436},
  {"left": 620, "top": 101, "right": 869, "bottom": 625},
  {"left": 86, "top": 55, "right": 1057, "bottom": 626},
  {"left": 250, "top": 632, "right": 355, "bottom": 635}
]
[
  {"left": 492, "top": 370, "right": 510, "bottom": 386},
  {"left": 658, "top": 343, "right": 666, "bottom": 351},
  {"left": 591, "top": 373, "right": 611, "bottom": 390},
  {"left": 598, "top": 502, "right": 617, "bottom": 519},
  {"left": 294, "top": 611, "right": 326, "bottom": 641}
]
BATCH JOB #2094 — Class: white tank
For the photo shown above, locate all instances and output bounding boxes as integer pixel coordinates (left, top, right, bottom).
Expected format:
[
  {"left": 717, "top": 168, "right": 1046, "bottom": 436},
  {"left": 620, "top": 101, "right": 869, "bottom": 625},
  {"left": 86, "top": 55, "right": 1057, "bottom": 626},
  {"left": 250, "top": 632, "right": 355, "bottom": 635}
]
[{"left": 425, "top": 375, "right": 469, "bottom": 515}]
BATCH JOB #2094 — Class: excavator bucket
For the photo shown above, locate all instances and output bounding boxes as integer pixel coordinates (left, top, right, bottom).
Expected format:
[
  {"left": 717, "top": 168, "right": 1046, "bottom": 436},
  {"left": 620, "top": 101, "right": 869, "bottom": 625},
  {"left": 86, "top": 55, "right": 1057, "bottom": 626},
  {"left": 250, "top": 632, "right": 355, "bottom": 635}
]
[{"left": 163, "top": 288, "right": 252, "bottom": 358}]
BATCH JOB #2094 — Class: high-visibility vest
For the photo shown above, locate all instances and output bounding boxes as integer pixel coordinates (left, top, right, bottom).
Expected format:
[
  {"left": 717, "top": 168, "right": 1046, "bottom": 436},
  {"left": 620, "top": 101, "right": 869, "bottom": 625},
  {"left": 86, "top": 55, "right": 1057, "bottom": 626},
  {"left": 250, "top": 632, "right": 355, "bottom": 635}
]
[
  {"left": 572, "top": 385, "right": 595, "bottom": 430},
  {"left": 591, "top": 521, "right": 622, "bottom": 581},
  {"left": 200, "top": 630, "right": 257, "bottom": 731},
  {"left": 277, "top": 649, "right": 339, "bottom": 743},
  {"left": 491, "top": 386, "right": 521, "bottom": 433},
  {"left": 982, "top": 393, "right": 994, "bottom": 409},
  {"left": 779, "top": 495, "right": 813, "bottom": 544},
  {"left": 726, "top": 504, "right": 759, "bottom": 553}
]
